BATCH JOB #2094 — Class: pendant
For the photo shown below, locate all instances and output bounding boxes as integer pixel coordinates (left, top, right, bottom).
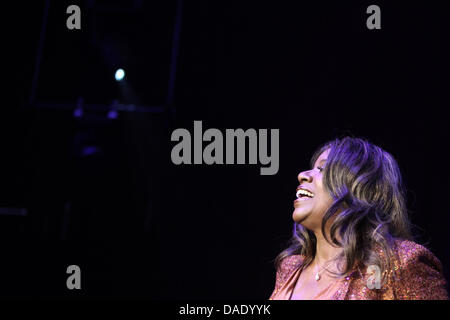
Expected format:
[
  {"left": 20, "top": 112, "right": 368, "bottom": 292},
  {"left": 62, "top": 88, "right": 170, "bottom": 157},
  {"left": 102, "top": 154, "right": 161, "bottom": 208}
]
[{"left": 315, "top": 273, "right": 320, "bottom": 281}]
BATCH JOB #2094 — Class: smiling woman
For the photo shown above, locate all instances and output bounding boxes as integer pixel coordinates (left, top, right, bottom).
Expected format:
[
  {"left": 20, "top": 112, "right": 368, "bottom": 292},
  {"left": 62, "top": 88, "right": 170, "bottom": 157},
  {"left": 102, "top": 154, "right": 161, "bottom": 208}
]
[{"left": 270, "top": 136, "right": 448, "bottom": 300}]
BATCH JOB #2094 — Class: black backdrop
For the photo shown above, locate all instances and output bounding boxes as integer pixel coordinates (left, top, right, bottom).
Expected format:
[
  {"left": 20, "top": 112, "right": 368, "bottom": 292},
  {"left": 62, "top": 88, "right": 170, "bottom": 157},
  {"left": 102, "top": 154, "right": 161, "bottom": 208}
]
[{"left": 1, "top": 0, "right": 449, "bottom": 299}]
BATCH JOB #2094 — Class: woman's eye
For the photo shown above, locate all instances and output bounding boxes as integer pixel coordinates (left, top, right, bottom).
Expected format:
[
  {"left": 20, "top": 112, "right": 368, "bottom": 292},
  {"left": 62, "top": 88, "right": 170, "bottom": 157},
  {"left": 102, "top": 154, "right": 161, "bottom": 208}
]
[{"left": 317, "top": 166, "right": 323, "bottom": 172}]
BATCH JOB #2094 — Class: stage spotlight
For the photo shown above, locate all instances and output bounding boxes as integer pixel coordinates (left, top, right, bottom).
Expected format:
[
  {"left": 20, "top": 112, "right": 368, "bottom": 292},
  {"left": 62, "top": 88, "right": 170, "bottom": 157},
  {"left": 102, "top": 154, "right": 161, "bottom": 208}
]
[
  {"left": 73, "top": 107, "right": 83, "bottom": 118},
  {"left": 115, "top": 68, "right": 125, "bottom": 81},
  {"left": 107, "top": 109, "right": 118, "bottom": 119},
  {"left": 73, "top": 97, "right": 84, "bottom": 118}
]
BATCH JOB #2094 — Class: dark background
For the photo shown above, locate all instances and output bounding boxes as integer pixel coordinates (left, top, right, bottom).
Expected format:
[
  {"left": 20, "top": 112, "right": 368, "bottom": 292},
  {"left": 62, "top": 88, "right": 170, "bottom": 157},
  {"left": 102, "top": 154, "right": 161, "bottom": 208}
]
[{"left": 1, "top": 0, "right": 449, "bottom": 298}]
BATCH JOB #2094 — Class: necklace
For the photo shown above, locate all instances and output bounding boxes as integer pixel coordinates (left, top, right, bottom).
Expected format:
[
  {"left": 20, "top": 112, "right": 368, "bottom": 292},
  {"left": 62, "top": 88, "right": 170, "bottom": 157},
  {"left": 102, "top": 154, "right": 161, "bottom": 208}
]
[{"left": 314, "top": 254, "right": 340, "bottom": 281}]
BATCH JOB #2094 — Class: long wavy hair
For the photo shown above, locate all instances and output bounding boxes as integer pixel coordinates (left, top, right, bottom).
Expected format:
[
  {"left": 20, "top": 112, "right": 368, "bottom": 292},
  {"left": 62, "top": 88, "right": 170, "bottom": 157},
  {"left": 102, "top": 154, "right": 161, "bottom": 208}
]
[{"left": 275, "top": 136, "right": 413, "bottom": 282}]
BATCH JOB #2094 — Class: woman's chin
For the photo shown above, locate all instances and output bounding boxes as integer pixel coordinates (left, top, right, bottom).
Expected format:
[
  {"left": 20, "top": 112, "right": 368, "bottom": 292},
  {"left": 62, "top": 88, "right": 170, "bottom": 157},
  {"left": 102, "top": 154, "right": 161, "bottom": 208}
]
[{"left": 292, "top": 209, "right": 309, "bottom": 223}]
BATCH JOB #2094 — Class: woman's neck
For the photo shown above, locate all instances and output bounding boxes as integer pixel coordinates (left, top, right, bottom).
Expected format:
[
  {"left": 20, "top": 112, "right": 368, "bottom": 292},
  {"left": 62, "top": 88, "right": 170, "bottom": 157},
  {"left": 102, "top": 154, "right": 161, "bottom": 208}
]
[{"left": 314, "top": 231, "right": 343, "bottom": 266}]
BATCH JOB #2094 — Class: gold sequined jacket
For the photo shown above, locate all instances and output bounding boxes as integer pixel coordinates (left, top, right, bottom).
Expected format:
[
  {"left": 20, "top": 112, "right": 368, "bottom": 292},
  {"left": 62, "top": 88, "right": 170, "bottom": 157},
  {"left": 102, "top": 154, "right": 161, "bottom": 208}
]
[{"left": 269, "top": 240, "right": 448, "bottom": 300}]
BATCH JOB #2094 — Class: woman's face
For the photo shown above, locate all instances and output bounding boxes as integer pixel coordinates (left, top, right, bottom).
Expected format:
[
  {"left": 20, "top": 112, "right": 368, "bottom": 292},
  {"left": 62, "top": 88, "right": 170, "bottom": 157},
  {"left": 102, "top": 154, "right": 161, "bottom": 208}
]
[{"left": 292, "top": 148, "right": 334, "bottom": 230}]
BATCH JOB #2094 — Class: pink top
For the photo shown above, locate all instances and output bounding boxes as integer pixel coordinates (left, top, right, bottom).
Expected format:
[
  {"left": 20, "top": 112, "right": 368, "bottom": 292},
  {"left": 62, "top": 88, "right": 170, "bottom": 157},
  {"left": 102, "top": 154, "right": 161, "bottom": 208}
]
[
  {"left": 270, "top": 263, "right": 345, "bottom": 300},
  {"left": 269, "top": 240, "right": 449, "bottom": 300}
]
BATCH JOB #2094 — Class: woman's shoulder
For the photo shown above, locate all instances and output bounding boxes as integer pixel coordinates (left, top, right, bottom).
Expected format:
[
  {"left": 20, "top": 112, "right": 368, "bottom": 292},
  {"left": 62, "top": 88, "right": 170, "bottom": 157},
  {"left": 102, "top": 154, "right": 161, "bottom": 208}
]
[
  {"left": 389, "top": 239, "right": 448, "bottom": 299},
  {"left": 392, "top": 239, "right": 443, "bottom": 271},
  {"left": 278, "top": 254, "right": 305, "bottom": 274}
]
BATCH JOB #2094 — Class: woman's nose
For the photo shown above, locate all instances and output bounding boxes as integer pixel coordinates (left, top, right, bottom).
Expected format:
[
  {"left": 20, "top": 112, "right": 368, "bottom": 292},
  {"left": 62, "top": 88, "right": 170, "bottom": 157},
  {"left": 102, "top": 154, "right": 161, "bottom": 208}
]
[{"left": 298, "top": 170, "right": 312, "bottom": 183}]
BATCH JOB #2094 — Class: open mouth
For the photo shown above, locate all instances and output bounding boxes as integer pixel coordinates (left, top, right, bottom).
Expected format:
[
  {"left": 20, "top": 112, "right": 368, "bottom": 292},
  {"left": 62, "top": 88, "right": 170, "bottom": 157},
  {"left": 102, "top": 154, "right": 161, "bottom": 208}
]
[{"left": 296, "top": 189, "right": 315, "bottom": 199}]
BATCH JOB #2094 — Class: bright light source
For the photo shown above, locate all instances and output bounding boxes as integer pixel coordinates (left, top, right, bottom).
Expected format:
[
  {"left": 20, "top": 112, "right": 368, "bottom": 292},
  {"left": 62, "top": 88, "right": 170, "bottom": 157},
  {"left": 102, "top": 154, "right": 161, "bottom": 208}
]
[{"left": 115, "top": 68, "right": 125, "bottom": 81}]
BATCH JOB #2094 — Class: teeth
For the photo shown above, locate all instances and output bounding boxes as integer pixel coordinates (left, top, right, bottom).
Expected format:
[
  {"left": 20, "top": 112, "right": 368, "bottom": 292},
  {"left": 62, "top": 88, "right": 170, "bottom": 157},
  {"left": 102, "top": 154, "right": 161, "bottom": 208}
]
[{"left": 296, "top": 189, "right": 314, "bottom": 198}]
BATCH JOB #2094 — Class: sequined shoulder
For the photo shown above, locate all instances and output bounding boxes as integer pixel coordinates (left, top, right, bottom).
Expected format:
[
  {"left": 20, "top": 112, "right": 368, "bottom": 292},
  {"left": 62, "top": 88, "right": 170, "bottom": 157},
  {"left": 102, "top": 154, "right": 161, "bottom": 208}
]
[
  {"left": 269, "top": 254, "right": 304, "bottom": 299},
  {"left": 391, "top": 239, "right": 448, "bottom": 300},
  {"left": 280, "top": 255, "right": 304, "bottom": 274}
]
